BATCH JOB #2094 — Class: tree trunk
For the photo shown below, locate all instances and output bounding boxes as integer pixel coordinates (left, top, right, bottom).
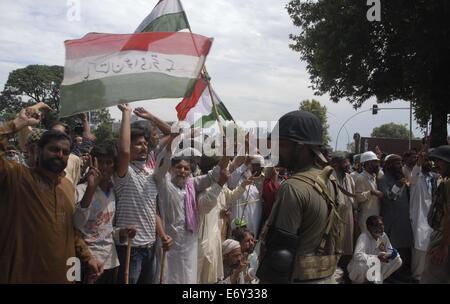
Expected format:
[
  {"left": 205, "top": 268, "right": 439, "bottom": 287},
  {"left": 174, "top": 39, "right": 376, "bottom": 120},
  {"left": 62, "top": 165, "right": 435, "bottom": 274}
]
[{"left": 430, "top": 106, "right": 448, "bottom": 148}]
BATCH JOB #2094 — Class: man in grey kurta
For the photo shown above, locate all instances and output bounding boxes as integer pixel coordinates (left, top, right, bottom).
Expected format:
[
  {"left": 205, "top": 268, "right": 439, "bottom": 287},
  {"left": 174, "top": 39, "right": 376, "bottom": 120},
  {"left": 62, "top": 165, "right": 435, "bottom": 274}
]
[{"left": 378, "top": 154, "right": 413, "bottom": 279}]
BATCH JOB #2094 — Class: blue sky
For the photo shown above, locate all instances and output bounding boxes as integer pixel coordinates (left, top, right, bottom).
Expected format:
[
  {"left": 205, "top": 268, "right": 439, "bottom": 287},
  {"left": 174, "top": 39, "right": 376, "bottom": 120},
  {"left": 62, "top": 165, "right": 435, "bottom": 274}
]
[{"left": 0, "top": 0, "right": 431, "bottom": 150}]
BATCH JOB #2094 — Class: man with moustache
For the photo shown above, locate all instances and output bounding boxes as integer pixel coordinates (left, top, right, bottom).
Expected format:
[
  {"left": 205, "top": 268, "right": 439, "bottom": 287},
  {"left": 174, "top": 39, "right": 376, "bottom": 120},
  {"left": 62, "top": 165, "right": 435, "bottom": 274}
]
[
  {"left": 50, "top": 117, "right": 95, "bottom": 187},
  {"left": 113, "top": 104, "right": 173, "bottom": 284},
  {"left": 355, "top": 151, "right": 384, "bottom": 233},
  {"left": 0, "top": 107, "right": 99, "bottom": 283},
  {"left": 378, "top": 154, "right": 414, "bottom": 280},
  {"left": 218, "top": 239, "right": 247, "bottom": 284},
  {"left": 132, "top": 107, "right": 173, "bottom": 172},
  {"left": 232, "top": 228, "right": 259, "bottom": 283},
  {"left": 159, "top": 151, "right": 223, "bottom": 284},
  {"left": 347, "top": 216, "right": 402, "bottom": 284},
  {"left": 402, "top": 150, "right": 418, "bottom": 184}
]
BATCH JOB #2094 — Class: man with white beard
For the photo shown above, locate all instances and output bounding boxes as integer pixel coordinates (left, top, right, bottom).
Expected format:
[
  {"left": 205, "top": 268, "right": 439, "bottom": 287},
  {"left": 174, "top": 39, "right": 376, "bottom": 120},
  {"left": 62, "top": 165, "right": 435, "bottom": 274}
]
[
  {"left": 159, "top": 150, "right": 222, "bottom": 284},
  {"left": 354, "top": 151, "right": 384, "bottom": 233}
]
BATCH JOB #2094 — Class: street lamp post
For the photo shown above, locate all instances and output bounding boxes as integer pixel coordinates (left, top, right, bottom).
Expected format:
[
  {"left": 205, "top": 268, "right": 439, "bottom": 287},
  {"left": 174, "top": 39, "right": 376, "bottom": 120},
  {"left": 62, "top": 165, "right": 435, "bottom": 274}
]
[
  {"left": 327, "top": 111, "right": 351, "bottom": 149},
  {"left": 335, "top": 106, "right": 411, "bottom": 151},
  {"left": 335, "top": 109, "right": 373, "bottom": 151}
]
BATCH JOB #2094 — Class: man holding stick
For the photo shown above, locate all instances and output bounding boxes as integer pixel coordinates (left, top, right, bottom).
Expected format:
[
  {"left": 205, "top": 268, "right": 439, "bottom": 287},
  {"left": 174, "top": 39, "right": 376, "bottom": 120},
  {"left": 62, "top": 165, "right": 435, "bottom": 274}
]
[{"left": 114, "top": 103, "right": 173, "bottom": 284}]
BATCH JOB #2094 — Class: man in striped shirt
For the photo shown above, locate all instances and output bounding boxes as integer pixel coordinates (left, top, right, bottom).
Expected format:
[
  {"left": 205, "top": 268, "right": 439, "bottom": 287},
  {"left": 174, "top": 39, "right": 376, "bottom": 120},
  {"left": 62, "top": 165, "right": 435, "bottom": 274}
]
[{"left": 114, "top": 104, "right": 173, "bottom": 284}]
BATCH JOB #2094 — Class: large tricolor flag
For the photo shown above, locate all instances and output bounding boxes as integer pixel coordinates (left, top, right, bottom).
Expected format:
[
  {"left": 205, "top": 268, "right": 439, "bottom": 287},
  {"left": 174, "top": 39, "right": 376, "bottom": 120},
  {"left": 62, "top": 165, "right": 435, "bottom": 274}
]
[
  {"left": 60, "top": 32, "right": 212, "bottom": 117},
  {"left": 176, "top": 76, "right": 233, "bottom": 128},
  {"left": 136, "top": 0, "right": 234, "bottom": 127},
  {"left": 135, "top": 0, "right": 189, "bottom": 33}
]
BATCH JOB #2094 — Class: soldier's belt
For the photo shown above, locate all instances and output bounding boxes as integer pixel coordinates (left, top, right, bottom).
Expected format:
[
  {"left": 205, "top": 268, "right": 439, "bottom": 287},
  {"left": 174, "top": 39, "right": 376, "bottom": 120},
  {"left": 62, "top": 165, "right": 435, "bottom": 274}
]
[{"left": 293, "top": 255, "right": 338, "bottom": 281}]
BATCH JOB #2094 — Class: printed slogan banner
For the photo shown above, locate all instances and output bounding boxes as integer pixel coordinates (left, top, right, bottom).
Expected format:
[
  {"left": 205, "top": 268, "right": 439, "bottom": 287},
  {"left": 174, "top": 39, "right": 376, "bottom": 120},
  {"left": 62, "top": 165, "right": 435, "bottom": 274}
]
[{"left": 60, "top": 32, "right": 213, "bottom": 117}]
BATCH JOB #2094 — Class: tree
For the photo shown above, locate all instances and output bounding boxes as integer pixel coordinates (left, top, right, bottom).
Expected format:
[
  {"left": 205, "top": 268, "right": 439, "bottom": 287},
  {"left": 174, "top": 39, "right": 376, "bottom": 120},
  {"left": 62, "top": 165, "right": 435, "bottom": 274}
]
[
  {"left": 286, "top": 0, "right": 450, "bottom": 147},
  {"left": 0, "top": 86, "right": 33, "bottom": 122},
  {"left": 3, "top": 65, "right": 63, "bottom": 111},
  {"left": 0, "top": 65, "right": 88, "bottom": 132},
  {"left": 92, "top": 109, "right": 114, "bottom": 144},
  {"left": 371, "top": 123, "right": 412, "bottom": 139},
  {"left": 299, "top": 99, "right": 330, "bottom": 144}
]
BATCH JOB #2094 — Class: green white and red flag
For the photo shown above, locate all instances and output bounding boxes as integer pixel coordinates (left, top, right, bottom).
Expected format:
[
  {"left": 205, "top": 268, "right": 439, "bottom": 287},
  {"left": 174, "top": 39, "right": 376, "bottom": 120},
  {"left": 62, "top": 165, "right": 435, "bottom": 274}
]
[{"left": 60, "top": 31, "right": 213, "bottom": 117}]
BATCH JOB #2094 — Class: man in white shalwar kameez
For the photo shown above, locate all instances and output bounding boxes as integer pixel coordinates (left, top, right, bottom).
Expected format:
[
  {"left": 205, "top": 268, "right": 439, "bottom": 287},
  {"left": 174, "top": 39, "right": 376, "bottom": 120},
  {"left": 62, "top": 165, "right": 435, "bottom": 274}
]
[
  {"left": 348, "top": 216, "right": 402, "bottom": 284},
  {"left": 159, "top": 155, "right": 220, "bottom": 284},
  {"left": 354, "top": 152, "right": 384, "bottom": 233},
  {"left": 409, "top": 152, "right": 437, "bottom": 281},
  {"left": 228, "top": 156, "right": 265, "bottom": 238},
  {"left": 197, "top": 158, "right": 253, "bottom": 284}
]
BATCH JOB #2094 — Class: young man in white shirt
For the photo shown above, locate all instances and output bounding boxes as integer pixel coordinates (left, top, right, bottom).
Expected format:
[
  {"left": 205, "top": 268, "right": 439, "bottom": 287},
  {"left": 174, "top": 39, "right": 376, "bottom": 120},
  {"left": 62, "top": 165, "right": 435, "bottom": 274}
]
[{"left": 74, "top": 141, "right": 136, "bottom": 283}]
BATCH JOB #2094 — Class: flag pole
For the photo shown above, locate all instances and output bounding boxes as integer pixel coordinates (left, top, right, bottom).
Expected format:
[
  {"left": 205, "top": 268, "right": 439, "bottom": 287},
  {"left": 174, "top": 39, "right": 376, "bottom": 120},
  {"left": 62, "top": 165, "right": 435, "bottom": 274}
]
[
  {"left": 179, "top": 0, "right": 225, "bottom": 133},
  {"left": 186, "top": 27, "right": 224, "bottom": 134}
]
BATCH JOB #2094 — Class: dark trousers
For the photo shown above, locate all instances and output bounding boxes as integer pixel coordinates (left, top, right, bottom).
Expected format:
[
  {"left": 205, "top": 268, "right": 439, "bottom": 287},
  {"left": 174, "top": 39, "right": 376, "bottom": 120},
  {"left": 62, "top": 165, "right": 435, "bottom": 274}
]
[
  {"left": 338, "top": 255, "right": 352, "bottom": 284},
  {"left": 81, "top": 266, "right": 118, "bottom": 284},
  {"left": 388, "top": 247, "right": 413, "bottom": 283},
  {"left": 95, "top": 268, "right": 118, "bottom": 284},
  {"left": 116, "top": 244, "right": 156, "bottom": 284}
]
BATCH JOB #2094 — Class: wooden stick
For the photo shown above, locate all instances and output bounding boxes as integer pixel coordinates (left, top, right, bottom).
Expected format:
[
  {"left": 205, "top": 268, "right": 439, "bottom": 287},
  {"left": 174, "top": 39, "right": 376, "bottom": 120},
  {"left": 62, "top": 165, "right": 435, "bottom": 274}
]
[
  {"left": 124, "top": 237, "right": 132, "bottom": 284},
  {"left": 159, "top": 250, "right": 167, "bottom": 284},
  {"left": 239, "top": 186, "right": 252, "bottom": 225}
]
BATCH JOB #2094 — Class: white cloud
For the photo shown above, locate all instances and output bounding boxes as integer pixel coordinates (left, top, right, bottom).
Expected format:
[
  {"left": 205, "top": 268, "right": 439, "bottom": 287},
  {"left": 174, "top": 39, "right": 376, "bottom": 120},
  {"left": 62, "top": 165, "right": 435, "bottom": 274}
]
[{"left": 0, "top": 0, "right": 431, "bottom": 150}]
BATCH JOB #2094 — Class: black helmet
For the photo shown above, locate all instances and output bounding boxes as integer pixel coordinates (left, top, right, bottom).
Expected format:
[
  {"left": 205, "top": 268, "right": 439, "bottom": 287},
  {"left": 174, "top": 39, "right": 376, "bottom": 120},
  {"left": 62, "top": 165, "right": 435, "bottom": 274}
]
[
  {"left": 277, "top": 110, "right": 323, "bottom": 145},
  {"left": 429, "top": 145, "right": 450, "bottom": 163}
]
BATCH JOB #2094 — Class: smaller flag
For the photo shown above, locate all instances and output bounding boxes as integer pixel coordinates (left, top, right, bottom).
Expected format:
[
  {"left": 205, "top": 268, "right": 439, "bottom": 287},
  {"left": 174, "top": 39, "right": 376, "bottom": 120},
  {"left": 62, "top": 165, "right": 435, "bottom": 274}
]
[
  {"left": 176, "top": 76, "right": 233, "bottom": 128},
  {"left": 135, "top": 0, "right": 190, "bottom": 33}
]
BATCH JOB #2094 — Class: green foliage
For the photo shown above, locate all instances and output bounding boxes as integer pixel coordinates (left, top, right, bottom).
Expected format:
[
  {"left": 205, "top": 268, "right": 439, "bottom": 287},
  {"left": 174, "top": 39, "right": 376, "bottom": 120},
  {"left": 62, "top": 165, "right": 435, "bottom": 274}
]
[
  {"left": 299, "top": 99, "right": 330, "bottom": 144},
  {"left": 0, "top": 65, "right": 68, "bottom": 129},
  {"left": 371, "top": 123, "right": 412, "bottom": 139},
  {"left": 4, "top": 65, "right": 63, "bottom": 111},
  {"left": 92, "top": 108, "right": 114, "bottom": 144},
  {"left": 286, "top": 0, "right": 450, "bottom": 146}
]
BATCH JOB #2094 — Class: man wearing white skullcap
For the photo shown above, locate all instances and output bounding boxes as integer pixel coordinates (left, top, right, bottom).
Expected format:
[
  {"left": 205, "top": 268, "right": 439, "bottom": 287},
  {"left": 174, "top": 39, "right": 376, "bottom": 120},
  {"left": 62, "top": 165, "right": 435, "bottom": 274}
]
[
  {"left": 354, "top": 151, "right": 384, "bottom": 233},
  {"left": 218, "top": 240, "right": 246, "bottom": 284},
  {"left": 251, "top": 155, "right": 265, "bottom": 167},
  {"left": 222, "top": 239, "right": 241, "bottom": 255}
]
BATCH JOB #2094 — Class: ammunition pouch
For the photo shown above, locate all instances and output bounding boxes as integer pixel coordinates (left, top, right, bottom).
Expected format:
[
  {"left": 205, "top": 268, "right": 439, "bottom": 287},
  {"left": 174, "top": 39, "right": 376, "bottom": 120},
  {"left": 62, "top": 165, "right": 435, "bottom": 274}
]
[
  {"left": 292, "top": 255, "right": 338, "bottom": 282},
  {"left": 256, "top": 227, "right": 300, "bottom": 284}
]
